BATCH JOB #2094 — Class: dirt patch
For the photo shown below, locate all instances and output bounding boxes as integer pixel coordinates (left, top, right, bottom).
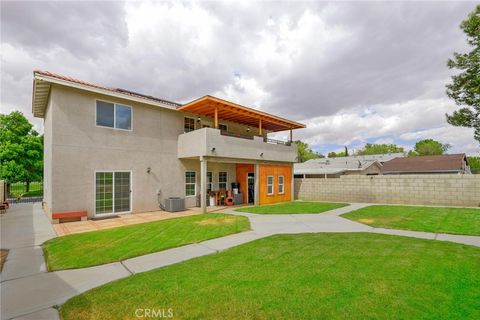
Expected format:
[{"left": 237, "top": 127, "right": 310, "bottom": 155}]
[
  {"left": 0, "top": 249, "right": 9, "bottom": 271},
  {"left": 195, "top": 216, "right": 239, "bottom": 226},
  {"left": 358, "top": 218, "right": 375, "bottom": 224}
]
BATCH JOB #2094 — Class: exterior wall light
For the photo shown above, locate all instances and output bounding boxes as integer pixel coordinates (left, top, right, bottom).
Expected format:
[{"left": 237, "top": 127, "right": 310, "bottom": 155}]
[
  {"left": 147, "top": 167, "right": 151, "bottom": 173},
  {"left": 211, "top": 147, "right": 216, "bottom": 152}
]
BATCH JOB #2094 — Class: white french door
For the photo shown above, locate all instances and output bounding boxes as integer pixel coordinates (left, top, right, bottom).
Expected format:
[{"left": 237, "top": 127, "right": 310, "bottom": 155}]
[{"left": 95, "top": 171, "right": 132, "bottom": 216}]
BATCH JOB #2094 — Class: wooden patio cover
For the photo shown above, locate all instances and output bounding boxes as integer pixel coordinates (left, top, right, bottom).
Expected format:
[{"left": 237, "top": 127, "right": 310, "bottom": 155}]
[{"left": 177, "top": 95, "right": 305, "bottom": 133}]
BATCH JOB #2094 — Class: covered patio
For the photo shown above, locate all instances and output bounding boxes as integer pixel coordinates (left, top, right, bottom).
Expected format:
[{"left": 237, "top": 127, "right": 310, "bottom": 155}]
[{"left": 178, "top": 96, "right": 304, "bottom": 213}]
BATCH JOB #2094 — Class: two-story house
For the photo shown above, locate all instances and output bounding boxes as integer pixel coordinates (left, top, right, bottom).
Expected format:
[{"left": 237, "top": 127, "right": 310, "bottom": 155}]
[{"left": 32, "top": 71, "right": 305, "bottom": 223}]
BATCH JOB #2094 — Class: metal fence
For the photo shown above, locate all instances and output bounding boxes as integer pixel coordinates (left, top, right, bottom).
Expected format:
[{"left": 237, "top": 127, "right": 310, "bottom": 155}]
[{"left": 5, "top": 181, "right": 43, "bottom": 203}]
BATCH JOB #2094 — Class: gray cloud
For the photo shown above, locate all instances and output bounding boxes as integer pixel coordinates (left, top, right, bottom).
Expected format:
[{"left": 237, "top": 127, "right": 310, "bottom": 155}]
[
  {"left": 1, "top": 1, "right": 128, "bottom": 59},
  {"left": 0, "top": 1, "right": 478, "bottom": 154}
]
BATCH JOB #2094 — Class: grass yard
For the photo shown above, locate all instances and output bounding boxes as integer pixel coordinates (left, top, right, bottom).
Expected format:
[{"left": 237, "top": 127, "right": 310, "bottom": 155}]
[
  {"left": 8, "top": 181, "right": 43, "bottom": 198},
  {"left": 236, "top": 201, "right": 347, "bottom": 214},
  {"left": 43, "top": 213, "right": 249, "bottom": 271},
  {"left": 343, "top": 205, "right": 480, "bottom": 236},
  {"left": 60, "top": 233, "right": 480, "bottom": 320}
]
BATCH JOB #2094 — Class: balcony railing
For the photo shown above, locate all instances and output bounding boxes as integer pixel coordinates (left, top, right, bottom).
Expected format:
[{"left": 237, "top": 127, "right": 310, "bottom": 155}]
[
  {"left": 220, "top": 130, "right": 254, "bottom": 140},
  {"left": 178, "top": 127, "right": 297, "bottom": 162},
  {"left": 263, "top": 137, "right": 292, "bottom": 146}
]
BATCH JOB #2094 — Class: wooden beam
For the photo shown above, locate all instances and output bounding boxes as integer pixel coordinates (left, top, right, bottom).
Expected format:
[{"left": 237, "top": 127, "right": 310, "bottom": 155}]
[
  {"left": 259, "top": 119, "right": 262, "bottom": 135},
  {"left": 214, "top": 107, "right": 218, "bottom": 128}
]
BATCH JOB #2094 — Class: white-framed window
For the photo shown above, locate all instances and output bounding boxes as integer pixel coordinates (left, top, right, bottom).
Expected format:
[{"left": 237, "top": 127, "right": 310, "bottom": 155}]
[
  {"left": 219, "top": 124, "right": 228, "bottom": 132},
  {"left": 185, "top": 171, "right": 196, "bottom": 196},
  {"left": 96, "top": 100, "right": 132, "bottom": 130},
  {"left": 219, "top": 171, "right": 227, "bottom": 190},
  {"left": 184, "top": 117, "right": 195, "bottom": 133},
  {"left": 267, "top": 176, "right": 274, "bottom": 195},
  {"left": 95, "top": 171, "right": 131, "bottom": 215},
  {"left": 278, "top": 176, "right": 285, "bottom": 194},
  {"left": 207, "top": 171, "right": 213, "bottom": 193}
]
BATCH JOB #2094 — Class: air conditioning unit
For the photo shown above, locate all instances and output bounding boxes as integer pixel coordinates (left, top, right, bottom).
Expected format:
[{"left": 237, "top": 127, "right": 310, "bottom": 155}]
[{"left": 164, "top": 197, "right": 185, "bottom": 212}]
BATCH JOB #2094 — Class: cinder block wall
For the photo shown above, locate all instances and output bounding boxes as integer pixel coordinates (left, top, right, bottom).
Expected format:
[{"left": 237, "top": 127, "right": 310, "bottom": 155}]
[{"left": 294, "top": 174, "right": 480, "bottom": 207}]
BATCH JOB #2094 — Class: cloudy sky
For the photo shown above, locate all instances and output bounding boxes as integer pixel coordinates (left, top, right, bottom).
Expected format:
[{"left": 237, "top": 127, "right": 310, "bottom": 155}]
[{"left": 1, "top": 1, "right": 478, "bottom": 155}]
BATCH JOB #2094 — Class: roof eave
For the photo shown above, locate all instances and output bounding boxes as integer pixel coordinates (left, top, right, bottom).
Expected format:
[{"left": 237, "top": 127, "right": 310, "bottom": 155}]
[
  {"left": 32, "top": 72, "right": 178, "bottom": 118},
  {"left": 178, "top": 95, "right": 305, "bottom": 132}
]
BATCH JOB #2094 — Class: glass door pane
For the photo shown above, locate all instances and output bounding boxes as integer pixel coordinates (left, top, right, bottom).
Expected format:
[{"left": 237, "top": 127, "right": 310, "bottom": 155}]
[
  {"left": 96, "top": 172, "right": 113, "bottom": 214},
  {"left": 114, "top": 172, "right": 131, "bottom": 213}
]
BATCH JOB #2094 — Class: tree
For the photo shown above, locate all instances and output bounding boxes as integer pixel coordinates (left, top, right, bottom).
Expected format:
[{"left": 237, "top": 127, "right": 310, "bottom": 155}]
[
  {"left": 327, "top": 152, "right": 337, "bottom": 158},
  {"left": 344, "top": 146, "right": 349, "bottom": 156},
  {"left": 357, "top": 143, "right": 404, "bottom": 155},
  {"left": 467, "top": 156, "right": 480, "bottom": 173},
  {"left": 294, "top": 141, "right": 322, "bottom": 163},
  {"left": 0, "top": 111, "right": 43, "bottom": 190},
  {"left": 445, "top": 5, "right": 480, "bottom": 143},
  {"left": 410, "top": 139, "right": 451, "bottom": 156}
]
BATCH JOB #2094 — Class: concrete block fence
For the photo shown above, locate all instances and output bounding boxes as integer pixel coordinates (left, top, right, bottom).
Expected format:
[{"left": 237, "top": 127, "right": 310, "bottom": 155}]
[{"left": 294, "top": 174, "right": 480, "bottom": 207}]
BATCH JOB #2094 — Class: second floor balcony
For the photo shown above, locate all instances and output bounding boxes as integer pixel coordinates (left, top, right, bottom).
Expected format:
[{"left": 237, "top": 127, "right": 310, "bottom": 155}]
[
  {"left": 178, "top": 127, "right": 297, "bottom": 162},
  {"left": 176, "top": 96, "right": 305, "bottom": 163}
]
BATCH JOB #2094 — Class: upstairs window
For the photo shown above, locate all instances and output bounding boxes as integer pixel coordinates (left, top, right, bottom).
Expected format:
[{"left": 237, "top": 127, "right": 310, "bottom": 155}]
[
  {"left": 96, "top": 101, "right": 132, "bottom": 130},
  {"left": 278, "top": 176, "right": 285, "bottom": 194},
  {"left": 267, "top": 176, "right": 274, "bottom": 195},
  {"left": 184, "top": 117, "right": 195, "bottom": 132}
]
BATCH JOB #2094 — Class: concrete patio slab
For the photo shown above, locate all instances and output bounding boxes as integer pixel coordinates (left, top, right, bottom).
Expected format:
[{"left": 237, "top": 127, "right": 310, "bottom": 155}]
[
  {"left": 371, "top": 228, "right": 436, "bottom": 240},
  {"left": 12, "top": 307, "right": 60, "bottom": 320},
  {"left": 1, "top": 262, "right": 130, "bottom": 319},
  {"left": 436, "top": 233, "right": 480, "bottom": 247},
  {"left": 122, "top": 243, "right": 216, "bottom": 274},
  {"left": 0, "top": 203, "right": 56, "bottom": 249},
  {"left": 200, "top": 231, "right": 267, "bottom": 251},
  {"left": 1, "top": 246, "right": 47, "bottom": 281}
]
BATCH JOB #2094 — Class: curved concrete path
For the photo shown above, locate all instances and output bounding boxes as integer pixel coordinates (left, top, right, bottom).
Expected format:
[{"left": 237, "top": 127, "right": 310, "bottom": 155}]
[{"left": 1, "top": 203, "right": 479, "bottom": 319}]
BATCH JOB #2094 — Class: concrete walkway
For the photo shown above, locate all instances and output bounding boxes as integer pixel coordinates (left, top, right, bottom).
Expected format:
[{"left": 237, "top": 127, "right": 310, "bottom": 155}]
[{"left": 1, "top": 203, "right": 479, "bottom": 319}]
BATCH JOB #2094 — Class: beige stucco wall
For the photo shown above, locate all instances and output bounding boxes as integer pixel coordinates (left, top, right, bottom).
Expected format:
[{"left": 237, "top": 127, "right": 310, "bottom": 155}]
[
  {"left": 43, "top": 96, "right": 53, "bottom": 214},
  {"left": 294, "top": 174, "right": 480, "bottom": 207},
  {"left": 44, "top": 85, "right": 243, "bottom": 217}
]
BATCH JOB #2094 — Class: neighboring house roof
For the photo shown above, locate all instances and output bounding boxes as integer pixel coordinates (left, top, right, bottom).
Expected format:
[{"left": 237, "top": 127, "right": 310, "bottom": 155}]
[
  {"left": 331, "top": 153, "right": 407, "bottom": 163},
  {"left": 178, "top": 95, "right": 305, "bottom": 132},
  {"left": 382, "top": 154, "right": 470, "bottom": 174},
  {"left": 294, "top": 157, "right": 381, "bottom": 175},
  {"left": 32, "top": 70, "right": 181, "bottom": 117}
]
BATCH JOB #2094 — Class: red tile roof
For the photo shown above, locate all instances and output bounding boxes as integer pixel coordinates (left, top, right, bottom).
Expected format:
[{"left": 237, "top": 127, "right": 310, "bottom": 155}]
[
  {"left": 33, "top": 70, "right": 180, "bottom": 107},
  {"left": 382, "top": 154, "right": 468, "bottom": 174}
]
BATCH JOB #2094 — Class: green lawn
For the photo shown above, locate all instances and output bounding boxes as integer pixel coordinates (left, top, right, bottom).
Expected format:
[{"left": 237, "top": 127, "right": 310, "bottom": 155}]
[
  {"left": 60, "top": 233, "right": 480, "bottom": 320},
  {"left": 43, "top": 213, "right": 250, "bottom": 271},
  {"left": 343, "top": 205, "right": 480, "bottom": 236},
  {"left": 235, "top": 201, "right": 348, "bottom": 214},
  {"left": 8, "top": 181, "right": 43, "bottom": 197}
]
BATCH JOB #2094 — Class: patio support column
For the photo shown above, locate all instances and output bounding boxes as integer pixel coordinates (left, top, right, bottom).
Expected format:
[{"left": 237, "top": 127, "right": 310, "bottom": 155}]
[
  {"left": 254, "top": 163, "right": 260, "bottom": 206},
  {"left": 200, "top": 156, "right": 207, "bottom": 213},
  {"left": 259, "top": 119, "right": 262, "bottom": 136},
  {"left": 214, "top": 107, "right": 218, "bottom": 129},
  {"left": 289, "top": 129, "right": 293, "bottom": 142}
]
